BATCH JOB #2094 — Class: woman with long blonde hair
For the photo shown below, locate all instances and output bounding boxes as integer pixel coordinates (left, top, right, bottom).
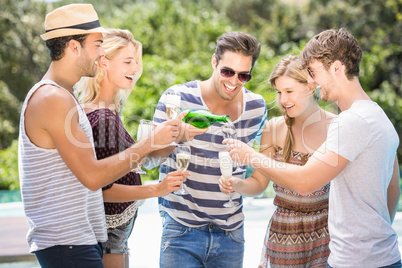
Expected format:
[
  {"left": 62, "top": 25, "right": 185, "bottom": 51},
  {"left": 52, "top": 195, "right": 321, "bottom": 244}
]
[
  {"left": 220, "top": 55, "right": 335, "bottom": 267},
  {"left": 75, "top": 29, "right": 187, "bottom": 268}
]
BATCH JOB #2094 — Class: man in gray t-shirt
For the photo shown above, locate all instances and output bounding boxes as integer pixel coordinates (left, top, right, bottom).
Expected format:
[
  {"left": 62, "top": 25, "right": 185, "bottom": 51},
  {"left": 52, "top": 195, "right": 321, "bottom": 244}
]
[
  {"left": 325, "top": 100, "right": 399, "bottom": 266},
  {"left": 224, "top": 28, "right": 401, "bottom": 267}
]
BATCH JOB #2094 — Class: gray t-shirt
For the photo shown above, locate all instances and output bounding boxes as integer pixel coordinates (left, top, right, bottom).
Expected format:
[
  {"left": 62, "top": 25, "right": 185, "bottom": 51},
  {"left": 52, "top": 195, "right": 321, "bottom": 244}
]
[{"left": 324, "top": 100, "right": 400, "bottom": 267}]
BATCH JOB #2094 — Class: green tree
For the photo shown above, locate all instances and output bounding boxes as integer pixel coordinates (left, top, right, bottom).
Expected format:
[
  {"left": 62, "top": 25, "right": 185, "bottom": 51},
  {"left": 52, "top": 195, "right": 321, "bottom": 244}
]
[
  {"left": 0, "top": 0, "right": 400, "bottom": 188},
  {"left": 304, "top": 0, "right": 402, "bottom": 164},
  {"left": 0, "top": 140, "right": 19, "bottom": 190},
  {"left": 107, "top": 0, "right": 236, "bottom": 179},
  {"left": 0, "top": 82, "right": 21, "bottom": 149},
  {"left": 0, "top": 0, "right": 51, "bottom": 149}
]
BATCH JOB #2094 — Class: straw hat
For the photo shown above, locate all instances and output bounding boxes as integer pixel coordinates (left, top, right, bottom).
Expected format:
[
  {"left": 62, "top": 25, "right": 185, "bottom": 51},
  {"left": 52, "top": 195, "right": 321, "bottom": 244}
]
[{"left": 41, "top": 3, "right": 108, "bottom": 41}]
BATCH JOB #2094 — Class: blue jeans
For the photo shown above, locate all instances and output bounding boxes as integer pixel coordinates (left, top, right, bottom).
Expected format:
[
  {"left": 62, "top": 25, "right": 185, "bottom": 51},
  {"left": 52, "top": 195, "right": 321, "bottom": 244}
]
[
  {"left": 34, "top": 243, "right": 103, "bottom": 268},
  {"left": 160, "top": 213, "right": 244, "bottom": 268},
  {"left": 327, "top": 260, "right": 401, "bottom": 268}
]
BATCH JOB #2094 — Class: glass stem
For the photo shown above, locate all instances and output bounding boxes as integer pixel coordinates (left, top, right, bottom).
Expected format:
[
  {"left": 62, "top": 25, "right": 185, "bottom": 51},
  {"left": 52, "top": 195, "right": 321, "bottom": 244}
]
[{"left": 179, "top": 174, "right": 186, "bottom": 192}]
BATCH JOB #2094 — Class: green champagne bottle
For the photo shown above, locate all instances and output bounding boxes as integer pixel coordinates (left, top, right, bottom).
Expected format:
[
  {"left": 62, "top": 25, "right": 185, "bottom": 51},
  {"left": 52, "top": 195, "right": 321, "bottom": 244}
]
[{"left": 182, "top": 109, "right": 230, "bottom": 129}]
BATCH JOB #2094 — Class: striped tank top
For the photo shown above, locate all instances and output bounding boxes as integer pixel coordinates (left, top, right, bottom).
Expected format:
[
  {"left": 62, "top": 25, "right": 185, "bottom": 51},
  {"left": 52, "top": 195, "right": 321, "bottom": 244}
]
[
  {"left": 18, "top": 80, "right": 107, "bottom": 252},
  {"left": 153, "top": 81, "right": 267, "bottom": 231}
]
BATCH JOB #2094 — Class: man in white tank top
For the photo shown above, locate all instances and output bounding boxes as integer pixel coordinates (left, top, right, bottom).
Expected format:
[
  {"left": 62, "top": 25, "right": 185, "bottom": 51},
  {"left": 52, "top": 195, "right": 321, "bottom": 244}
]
[{"left": 18, "top": 4, "right": 185, "bottom": 267}]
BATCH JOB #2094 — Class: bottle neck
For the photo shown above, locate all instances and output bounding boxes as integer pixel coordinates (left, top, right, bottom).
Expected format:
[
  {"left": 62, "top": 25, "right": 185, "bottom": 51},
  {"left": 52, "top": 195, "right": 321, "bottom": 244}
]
[{"left": 216, "top": 115, "right": 230, "bottom": 123}]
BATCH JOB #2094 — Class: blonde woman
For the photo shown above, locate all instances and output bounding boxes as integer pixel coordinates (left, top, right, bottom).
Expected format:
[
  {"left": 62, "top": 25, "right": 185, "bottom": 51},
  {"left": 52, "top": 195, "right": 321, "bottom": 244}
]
[
  {"left": 220, "top": 55, "right": 335, "bottom": 267},
  {"left": 75, "top": 29, "right": 187, "bottom": 268}
]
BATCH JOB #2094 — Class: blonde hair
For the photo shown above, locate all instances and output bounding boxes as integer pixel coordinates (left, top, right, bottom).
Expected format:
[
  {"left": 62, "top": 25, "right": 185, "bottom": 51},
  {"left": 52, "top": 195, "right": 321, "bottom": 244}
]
[
  {"left": 75, "top": 29, "right": 143, "bottom": 114},
  {"left": 269, "top": 55, "right": 311, "bottom": 163}
]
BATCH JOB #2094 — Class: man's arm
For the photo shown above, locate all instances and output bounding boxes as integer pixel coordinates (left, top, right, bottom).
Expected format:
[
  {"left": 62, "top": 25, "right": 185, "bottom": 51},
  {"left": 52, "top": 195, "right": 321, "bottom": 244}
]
[
  {"left": 144, "top": 112, "right": 207, "bottom": 169},
  {"left": 388, "top": 156, "right": 401, "bottom": 223},
  {"left": 26, "top": 86, "right": 178, "bottom": 191},
  {"left": 229, "top": 140, "right": 349, "bottom": 195},
  {"left": 220, "top": 168, "right": 271, "bottom": 196},
  {"left": 220, "top": 123, "right": 273, "bottom": 196}
]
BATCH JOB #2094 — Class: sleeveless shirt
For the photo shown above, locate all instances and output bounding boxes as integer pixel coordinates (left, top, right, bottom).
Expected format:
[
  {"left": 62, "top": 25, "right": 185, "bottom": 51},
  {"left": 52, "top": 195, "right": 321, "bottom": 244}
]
[{"left": 18, "top": 80, "right": 107, "bottom": 252}]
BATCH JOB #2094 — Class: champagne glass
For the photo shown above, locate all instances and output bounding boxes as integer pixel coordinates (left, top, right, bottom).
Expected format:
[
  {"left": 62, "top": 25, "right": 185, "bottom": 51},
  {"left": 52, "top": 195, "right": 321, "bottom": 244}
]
[
  {"left": 219, "top": 151, "right": 239, "bottom": 207},
  {"left": 165, "top": 91, "right": 181, "bottom": 145},
  {"left": 133, "top": 119, "right": 155, "bottom": 174},
  {"left": 174, "top": 144, "right": 191, "bottom": 195},
  {"left": 221, "top": 122, "right": 243, "bottom": 173}
]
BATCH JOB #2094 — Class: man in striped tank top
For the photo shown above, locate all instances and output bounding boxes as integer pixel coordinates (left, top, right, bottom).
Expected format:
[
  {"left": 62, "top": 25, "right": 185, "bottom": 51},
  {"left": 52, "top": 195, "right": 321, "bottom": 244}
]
[
  {"left": 152, "top": 32, "right": 268, "bottom": 267},
  {"left": 18, "top": 4, "right": 184, "bottom": 268}
]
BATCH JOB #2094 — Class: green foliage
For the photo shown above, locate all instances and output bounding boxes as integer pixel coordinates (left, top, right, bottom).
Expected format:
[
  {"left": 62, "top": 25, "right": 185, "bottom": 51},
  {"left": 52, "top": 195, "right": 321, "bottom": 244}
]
[
  {"left": 305, "top": 0, "right": 402, "bottom": 96},
  {"left": 0, "top": 0, "right": 400, "bottom": 188},
  {"left": 102, "top": 0, "right": 231, "bottom": 61},
  {"left": 0, "top": 0, "right": 50, "bottom": 101},
  {"left": 114, "top": 0, "right": 233, "bottom": 180},
  {"left": 0, "top": 0, "right": 52, "bottom": 149},
  {"left": 369, "top": 82, "right": 402, "bottom": 160},
  {"left": 0, "top": 140, "right": 19, "bottom": 190},
  {"left": 0, "top": 82, "right": 21, "bottom": 149}
]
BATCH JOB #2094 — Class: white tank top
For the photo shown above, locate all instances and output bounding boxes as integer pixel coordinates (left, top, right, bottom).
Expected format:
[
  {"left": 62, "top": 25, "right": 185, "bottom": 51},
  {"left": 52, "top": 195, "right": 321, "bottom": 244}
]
[{"left": 18, "top": 80, "right": 107, "bottom": 252}]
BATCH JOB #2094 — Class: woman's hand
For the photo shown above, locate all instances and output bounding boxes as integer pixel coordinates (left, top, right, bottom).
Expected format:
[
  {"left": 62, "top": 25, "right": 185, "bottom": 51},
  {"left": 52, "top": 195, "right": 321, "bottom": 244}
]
[
  {"left": 152, "top": 119, "right": 180, "bottom": 148},
  {"left": 157, "top": 170, "right": 190, "bottom": 196}
]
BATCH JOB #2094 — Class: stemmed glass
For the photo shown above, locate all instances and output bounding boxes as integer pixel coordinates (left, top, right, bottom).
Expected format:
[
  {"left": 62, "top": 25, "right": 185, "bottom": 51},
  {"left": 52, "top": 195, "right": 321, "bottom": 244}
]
[
  {"left": 133, "top": 119, "right": 155, "bottom": 174},
  {"left": 165, "top": 91, "right": 181, "bottom": 145},
  {"left": 174, "top": 144, "right": 191, "bottom": 195},
  {"left": 221, "top": 122, "right": 243, "bottom": 174},
  {"left": 219, "top": 151, "right": 239, "bottom": 207}
]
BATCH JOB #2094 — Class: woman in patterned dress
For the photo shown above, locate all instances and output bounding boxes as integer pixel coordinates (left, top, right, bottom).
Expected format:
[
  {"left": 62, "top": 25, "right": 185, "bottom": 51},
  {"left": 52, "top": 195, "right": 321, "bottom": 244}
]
[
  {"left": 75, "top": 29, "right": 188, "bottom": 268},
  {"left": 219, "top": 55, "right": 335, "bottom": 267}
]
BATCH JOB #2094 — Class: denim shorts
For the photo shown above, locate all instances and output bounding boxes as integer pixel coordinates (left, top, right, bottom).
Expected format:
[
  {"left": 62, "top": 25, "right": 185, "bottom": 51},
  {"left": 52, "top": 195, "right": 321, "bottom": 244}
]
[
  {"left": 34, "top": 243, "right": 103, "bottom": 268},
  {"left": 160, "top": 213, "right": 245, "bottom": 268},
  {"left": 101, "top": 211, "right": 137, "bottom": 254}
]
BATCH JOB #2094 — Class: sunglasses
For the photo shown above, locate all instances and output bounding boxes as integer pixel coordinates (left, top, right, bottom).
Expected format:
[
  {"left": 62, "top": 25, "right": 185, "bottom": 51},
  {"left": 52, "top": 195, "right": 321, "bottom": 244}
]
[
  {"left": 307, "top": 62, "right": 332, "bottom": 79},
  {"left": 220, "top": 67, "right": 252, "bottom": 83}
]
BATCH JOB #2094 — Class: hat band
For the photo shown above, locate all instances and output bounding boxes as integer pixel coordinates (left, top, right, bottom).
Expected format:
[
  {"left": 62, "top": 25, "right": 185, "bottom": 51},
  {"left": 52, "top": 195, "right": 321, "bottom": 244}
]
[{"left": 45, "top": 20, "right": 101, "bottom": 33}]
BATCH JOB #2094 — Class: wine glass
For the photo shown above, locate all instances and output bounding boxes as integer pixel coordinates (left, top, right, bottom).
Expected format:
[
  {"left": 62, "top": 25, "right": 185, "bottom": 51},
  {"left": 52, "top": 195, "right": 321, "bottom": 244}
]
[
  {"left": 219, "top": 151, "right": 239, "bottom": 207},
  {"left": 173, "top": 144, "right": 191, "bottom": 195},
  {"left": 165, "top": 91, "right": 181, "bottom": 145},
  {"left": 221, "top": 122, "right": 243, "bottom": 173},
  {"left": 133, "top": 119, "right": 155, "bottom": 174}
]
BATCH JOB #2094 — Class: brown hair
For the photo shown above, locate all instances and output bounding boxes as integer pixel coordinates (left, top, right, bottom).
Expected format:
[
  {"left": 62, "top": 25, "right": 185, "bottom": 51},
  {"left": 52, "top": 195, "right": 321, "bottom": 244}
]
[
  {"left": 301, "top": 28, "right": 362, "bottom": 80},
  {"left": 269, "top": 55, "right": 310, "bottom": 163},
  {"left": 214, "top": 31, "right": 261, "bottom": 69},
  {"left": 46, "top": 34, "right": 87, "bottom": 61}
]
